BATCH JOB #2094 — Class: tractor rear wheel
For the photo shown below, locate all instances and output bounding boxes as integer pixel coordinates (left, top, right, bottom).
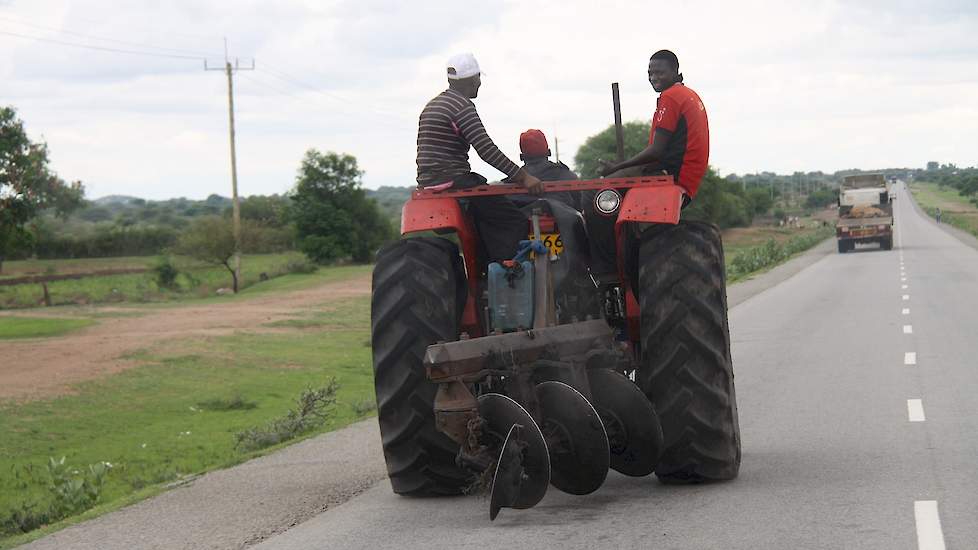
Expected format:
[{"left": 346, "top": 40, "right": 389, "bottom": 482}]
[
  {"left": 637, "top": 220, "right": 741, "bottom": 483},
  {"left": 371, "top": 237, "right": 469, "bottom": 495}
]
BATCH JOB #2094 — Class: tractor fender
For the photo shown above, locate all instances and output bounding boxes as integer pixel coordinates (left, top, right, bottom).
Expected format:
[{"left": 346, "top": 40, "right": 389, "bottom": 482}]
[
  {"left": 400, "top": 196, "right": 482, "bottom": 336},
  {"left": 614, "top": 184, "right": 685, "bottom": 342},
  {"left": 615, "top": 184, "right": 684, "bottom": 227},
  {"left": 401, "top": 196, "right": 470, "bottom": 235}
]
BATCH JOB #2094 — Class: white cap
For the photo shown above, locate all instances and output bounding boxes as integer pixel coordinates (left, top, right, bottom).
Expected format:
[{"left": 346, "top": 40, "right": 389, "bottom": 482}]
[{"left": 446, "top": 53, "right": 482, "bottom": 80}]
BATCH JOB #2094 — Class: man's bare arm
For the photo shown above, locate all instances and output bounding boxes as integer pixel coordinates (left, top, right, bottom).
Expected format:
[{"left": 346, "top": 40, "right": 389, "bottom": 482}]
[{"left": 600, "top": 128, "right": 672, "bottom": 176}]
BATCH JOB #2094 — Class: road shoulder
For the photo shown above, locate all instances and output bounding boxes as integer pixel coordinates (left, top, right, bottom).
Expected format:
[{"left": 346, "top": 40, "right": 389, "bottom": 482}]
[
  {"left": 19, "top": 420, "right": 386, "bottom": 550},
  {"left": 905, "top": 185, "right": 978, "bottom": 252},
  {"left": 727, "top": 237, "right": 835, "bottom": 309}
]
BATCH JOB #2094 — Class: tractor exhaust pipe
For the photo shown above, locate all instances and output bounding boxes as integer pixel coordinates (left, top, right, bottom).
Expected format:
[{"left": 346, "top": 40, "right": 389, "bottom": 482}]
[{"left": 612, "top": 82, "right": 625, "bottom": 162}]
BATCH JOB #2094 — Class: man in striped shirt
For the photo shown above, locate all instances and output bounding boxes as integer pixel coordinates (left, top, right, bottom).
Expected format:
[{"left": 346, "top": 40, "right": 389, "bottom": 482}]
[{"left": 417, "top": 53, "right": 542, "bottom": 262}]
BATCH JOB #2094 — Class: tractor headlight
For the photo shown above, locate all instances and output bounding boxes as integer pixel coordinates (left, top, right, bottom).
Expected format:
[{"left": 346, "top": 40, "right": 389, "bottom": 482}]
[{"left": 594, "top": 189, "right": 621, "bottom": 215}]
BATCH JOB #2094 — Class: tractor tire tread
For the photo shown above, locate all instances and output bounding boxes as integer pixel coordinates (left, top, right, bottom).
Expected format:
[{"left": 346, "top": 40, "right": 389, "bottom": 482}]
[
  {"left": 372, "top": 237, "right": 470, "bottom": 496},
  {"left": 638, "top": 220, "right": 741, "bottom": 483}
]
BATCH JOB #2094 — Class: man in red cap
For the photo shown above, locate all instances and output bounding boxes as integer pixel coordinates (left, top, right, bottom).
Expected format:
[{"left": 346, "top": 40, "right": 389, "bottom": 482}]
[{"left": 512, "top": 129, "right": 578, "bottom": 208}]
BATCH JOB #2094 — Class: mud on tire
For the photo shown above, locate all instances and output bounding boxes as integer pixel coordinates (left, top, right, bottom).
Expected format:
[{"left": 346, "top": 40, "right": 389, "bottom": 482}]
[
  {"left": 637, "top": 220, "right": 741, "bottom": 483},
  {"left": 371, "top": 237, "right": 469, "bottom": 495}
]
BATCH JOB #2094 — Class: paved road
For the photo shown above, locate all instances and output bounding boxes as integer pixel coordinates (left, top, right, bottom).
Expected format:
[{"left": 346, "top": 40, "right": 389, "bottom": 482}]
[{"left": 255, "top": 184, "right": 977, "bottom": 550}]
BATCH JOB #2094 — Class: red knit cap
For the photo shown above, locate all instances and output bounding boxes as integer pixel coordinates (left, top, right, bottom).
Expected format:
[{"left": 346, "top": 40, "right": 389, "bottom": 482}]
[{"left": 519, "top": 129, "right": 549, "bottom": 157}]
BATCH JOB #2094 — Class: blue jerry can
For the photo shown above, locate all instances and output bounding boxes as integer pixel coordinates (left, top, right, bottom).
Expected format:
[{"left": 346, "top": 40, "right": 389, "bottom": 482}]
[{"left": 487, "top": 260, "right": 535, "bottom": 332}]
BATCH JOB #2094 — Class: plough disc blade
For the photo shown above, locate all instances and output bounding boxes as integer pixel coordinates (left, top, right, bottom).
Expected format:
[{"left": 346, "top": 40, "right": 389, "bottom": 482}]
[
  {"left": 587, "top": 368, "right": 663, "bottom": 477},
  {"left": 480, "top": 393, "right": 550, "bottom": 521},
  {"left": 535, "top": 381, "right": 610, "bottom": 495}
]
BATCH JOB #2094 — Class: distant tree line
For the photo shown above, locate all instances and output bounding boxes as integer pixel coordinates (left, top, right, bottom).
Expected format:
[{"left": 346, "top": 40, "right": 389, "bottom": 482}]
[
  {"left": 926, "top": 165, "right": 978, "bottom": 206},
  {"left": 3, "top": 103, "right": 392, "bottom": 266}
]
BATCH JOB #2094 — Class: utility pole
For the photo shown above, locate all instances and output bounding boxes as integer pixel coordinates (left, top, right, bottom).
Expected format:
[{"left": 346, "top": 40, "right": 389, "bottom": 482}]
[
  {"left": 554, "top": 136, "right": 560, "bottom": 163},
  {"left": 206, "top": 40, "right": 253, "bottom": 293}
]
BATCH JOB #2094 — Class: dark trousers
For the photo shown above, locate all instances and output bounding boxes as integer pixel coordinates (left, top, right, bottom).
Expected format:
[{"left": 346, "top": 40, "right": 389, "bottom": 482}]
[
  {"left": 583, "top": 163, "right": 684, "bottom": 275},
  {"left": 442, "top": 173, "right": 527, "bottom": 263}
]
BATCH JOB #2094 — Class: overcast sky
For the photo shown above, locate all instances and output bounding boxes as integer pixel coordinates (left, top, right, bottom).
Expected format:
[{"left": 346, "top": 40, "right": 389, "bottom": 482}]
[{"left": 2, "top": 0, "right": 977, "bottom": 200}]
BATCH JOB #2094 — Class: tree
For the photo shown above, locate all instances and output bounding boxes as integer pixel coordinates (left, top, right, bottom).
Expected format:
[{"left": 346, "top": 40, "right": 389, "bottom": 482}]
[
  {"left": 573, "top": 121, "right": 651, "bottom": 179},
  {"left": 745, "top": 187, "right": 774, "bottom": 215},
  {"left": 235, "top": 194, "right": 291, "bottom": 227},
  {"left": 0, "top": 106, "right": 84, "bottom": 273},
  {"left": 682, "top": 169, "right": 753, "bottom": 229},
  {"left": 288, "top": 149, "right": 392, "bottom": 263},
  {"left": 172, "top": 216, "right": 259, "bottom": 293},
  {"left": 805, "top": 188, "right": 837, "bottom": 209}
]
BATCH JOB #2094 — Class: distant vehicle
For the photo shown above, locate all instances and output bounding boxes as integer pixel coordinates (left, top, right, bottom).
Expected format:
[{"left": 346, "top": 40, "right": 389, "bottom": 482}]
[{"left": 836, "top": 174, "right": 893, "bottom": 253}]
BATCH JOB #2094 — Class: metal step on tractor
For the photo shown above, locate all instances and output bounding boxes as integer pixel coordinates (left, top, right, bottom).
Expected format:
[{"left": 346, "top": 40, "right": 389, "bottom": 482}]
[{"left": 370, "top": 170, "right": 741, "bottom": 520}]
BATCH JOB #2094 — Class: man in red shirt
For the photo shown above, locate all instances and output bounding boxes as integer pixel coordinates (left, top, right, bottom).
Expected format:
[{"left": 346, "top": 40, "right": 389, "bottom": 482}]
[
  {"left": 588, "top": 49, "right": 709, "bottom": 273},
  {"left": 599, "top": 49, "right": 709, "bottom": 199}
]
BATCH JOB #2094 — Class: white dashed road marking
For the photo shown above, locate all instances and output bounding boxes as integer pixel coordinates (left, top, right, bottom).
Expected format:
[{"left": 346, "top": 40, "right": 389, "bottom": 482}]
[
  {"left": 905, "top": 352, "right": 917, "bottom": 365},
  {"left": 902, "top": 308, "right": 910, "bottom": 315},
  {"left": 904, "top": 325, "right": 913, "bottom": 334},
  {"left": 903, "top": 295, "right": 910, "bottom": 301},
  {"left": 915, "top": 500, "right": 947, "bottom": 550},
  {"left": 907, "top": 399, "right": 926, "bottom": 422}
]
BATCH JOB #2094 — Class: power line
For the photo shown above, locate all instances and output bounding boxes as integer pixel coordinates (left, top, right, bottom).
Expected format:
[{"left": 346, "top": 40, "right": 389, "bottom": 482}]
[
  {"left": 242, "top": 70, "right": 414, "bottom": 131},
  {"left": 0, "top": 15, "right": 221, "bottom": 57},
  {"left": 0, "top": 11, "right": 222, "bottom": 43},
  {"left": 237, "top": 72, "right": 302, "bottom": 98},
  {"left": 0, "top": 29, "right": 205, "bottom": 60},
  {"left": 260, "top": 65, "right": 413, "bottom": 124}
]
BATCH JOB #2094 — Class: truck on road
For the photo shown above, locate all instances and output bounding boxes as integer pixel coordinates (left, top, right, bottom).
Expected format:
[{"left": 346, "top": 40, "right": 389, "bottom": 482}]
[{"left": 836, "top": 174, "right": 893, "bottom": 253}]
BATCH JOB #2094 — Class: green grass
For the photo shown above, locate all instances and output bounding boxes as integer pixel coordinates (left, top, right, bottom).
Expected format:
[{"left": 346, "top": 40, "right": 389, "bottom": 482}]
[
  {"left": 0, "top": 317, "right": 96, "bottom": 339},
  {"left": 721, "top": 223, "right": 833, "bottom": 280},
  {"left": 910, "top": 181, "right": 978, "bottom": 238},
  {"left": 0, "top": 253, "right": 351, "bottom": 310},
  {"left": 0, "top": 295, "right": 375, "bottom": 546},
  {"left": 725, "top": 227, "right": 834, "bottom": 282}
]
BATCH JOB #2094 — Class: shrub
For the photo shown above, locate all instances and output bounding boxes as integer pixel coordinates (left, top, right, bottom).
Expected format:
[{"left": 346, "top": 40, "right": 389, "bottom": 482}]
[
  {"left": 728, "top": 229, "right": 832, "bottom": 280},
  {"left": 152, "top": 256, "right": 180, "bottom": 289},
  {"left": 1, "top": 457, "right": 112, "bottom": 536},
  {"left": 233, "top": 380, "right": 339, "bottom": 452},
  {"left": 351, "top": 398, "right": 376, "bottom": 417},
  {"left": 284, "top": 258, "right": 318, "bottom": 275}
]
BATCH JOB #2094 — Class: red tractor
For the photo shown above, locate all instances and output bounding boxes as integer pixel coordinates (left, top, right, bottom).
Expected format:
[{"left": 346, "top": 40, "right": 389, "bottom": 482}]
[{"left": 371, "top": 176, "right": 740, "bottom": 520}]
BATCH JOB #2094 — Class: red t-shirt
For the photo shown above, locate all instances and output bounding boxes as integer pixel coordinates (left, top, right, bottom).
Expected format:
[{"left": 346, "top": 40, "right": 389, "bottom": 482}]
[{"left": 649, "top": 83, "right": 710, "bottom": 197}]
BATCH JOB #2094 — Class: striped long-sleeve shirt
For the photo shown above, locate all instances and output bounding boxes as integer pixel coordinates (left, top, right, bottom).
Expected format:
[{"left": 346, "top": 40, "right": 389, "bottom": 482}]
[{"left": 416, "top": 88, "right": 520, "bottom": 187}]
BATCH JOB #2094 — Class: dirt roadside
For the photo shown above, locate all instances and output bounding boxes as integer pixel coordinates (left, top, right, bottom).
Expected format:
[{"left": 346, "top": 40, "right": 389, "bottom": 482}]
[{"left": 0, "top": 274, "right": 371, "bottom": 401}]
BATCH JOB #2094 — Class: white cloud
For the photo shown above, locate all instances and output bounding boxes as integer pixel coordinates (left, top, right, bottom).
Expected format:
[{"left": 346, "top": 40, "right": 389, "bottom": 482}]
[{"left": 1, "top": 0, "right": 976, "bottom": 200}]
